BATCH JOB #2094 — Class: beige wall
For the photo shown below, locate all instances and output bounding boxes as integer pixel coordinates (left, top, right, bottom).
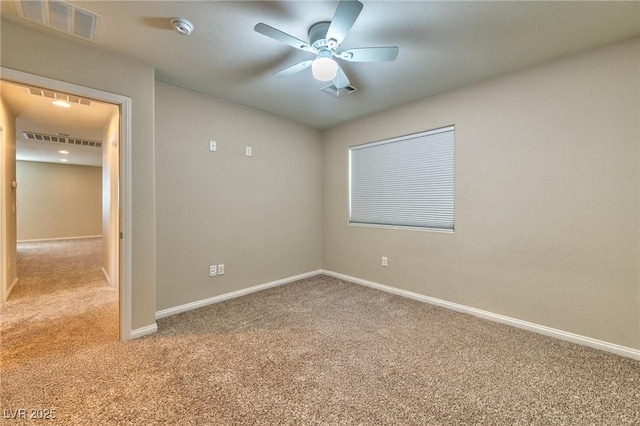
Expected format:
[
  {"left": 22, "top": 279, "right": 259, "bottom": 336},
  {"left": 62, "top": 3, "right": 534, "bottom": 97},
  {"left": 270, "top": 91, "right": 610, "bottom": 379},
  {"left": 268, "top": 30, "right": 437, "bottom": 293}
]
[
  {"left": 1, "top": 18, "right": 156, "bottom": 329},
  {"left": 323, "top": 38, "right": 640, "bottom": 349},
  {"left": 102, "top": 109, "right": 119, "bottom": 285},
  {"left": 16, "top": 161, "right": 101, "bottom": 240},
  {"left": 155, "top": 82, "right": 322, "bottom": 310},
  {"left": 2, "top": 14, "right": 637, "bottom": 351},
  {"left": 0, "top": 96, "right": 17, "bottom": 301}
]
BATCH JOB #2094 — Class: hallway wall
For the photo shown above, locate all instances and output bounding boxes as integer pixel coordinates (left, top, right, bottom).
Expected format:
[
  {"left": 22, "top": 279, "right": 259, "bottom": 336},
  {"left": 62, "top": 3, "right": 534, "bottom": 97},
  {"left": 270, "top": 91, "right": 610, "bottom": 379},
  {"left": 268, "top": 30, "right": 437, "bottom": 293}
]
[
  {"left": 17, "top": 161, "right": 102, "bottom": 241},
  {"left": 0, "top": 96, "right": 17, "bottom": 301}
]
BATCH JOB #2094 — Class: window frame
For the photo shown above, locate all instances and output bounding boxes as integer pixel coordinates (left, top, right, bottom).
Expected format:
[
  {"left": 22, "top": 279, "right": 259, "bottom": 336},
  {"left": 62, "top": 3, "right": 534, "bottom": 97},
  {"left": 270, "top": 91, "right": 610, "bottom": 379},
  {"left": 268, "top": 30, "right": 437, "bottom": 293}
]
[{"left": 348, "top": 125, "right": 455, "bottom": 233}]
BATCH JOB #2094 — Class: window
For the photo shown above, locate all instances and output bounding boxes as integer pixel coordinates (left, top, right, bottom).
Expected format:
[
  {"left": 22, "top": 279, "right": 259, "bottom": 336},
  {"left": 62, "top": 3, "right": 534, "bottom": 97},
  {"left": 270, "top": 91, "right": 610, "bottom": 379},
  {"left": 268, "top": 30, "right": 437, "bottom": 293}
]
[{"left": 349, "top": 126, "right": 454, "bottom": 231}]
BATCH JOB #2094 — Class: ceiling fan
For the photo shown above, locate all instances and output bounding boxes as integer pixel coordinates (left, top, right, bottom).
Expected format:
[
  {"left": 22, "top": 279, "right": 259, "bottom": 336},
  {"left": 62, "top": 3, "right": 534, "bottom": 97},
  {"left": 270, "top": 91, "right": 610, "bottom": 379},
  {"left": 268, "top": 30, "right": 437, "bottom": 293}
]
[{"left": 254, "top": 0, "right": 399, "bottom": 90}]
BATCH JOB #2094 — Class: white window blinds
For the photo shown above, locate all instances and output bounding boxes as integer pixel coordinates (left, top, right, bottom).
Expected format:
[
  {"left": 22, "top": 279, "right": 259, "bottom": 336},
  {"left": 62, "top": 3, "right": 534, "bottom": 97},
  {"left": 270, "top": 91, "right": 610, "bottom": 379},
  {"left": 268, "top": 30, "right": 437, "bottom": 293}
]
[{"left": 349, "top": 126, "right": 455, "bottom": 230}]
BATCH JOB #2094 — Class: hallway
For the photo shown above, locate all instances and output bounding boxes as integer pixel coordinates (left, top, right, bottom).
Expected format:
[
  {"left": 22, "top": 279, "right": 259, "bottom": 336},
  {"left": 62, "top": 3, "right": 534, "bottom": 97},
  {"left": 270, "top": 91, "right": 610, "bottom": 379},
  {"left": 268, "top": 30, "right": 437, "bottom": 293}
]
[{"left": 1, "top": 238, "right": 118, "bottom": 368}]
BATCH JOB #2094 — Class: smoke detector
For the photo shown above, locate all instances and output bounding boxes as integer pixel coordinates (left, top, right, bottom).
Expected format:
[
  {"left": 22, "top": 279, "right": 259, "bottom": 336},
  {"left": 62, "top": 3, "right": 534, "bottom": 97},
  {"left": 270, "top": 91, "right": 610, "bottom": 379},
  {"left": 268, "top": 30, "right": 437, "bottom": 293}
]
[{"left": 171, "top": 18, "right": 193, "bottom": 36}]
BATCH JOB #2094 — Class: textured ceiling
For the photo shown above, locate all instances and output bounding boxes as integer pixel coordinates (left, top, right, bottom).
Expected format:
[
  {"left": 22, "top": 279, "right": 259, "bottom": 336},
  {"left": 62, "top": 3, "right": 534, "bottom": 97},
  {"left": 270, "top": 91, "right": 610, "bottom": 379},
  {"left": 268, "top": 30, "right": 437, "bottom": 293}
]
[
  {"left": 1, "top": 0, "right": 639, "bottom": 132},
  {"left": 1, "top": 80, "right": 117, "bottom": 167}
]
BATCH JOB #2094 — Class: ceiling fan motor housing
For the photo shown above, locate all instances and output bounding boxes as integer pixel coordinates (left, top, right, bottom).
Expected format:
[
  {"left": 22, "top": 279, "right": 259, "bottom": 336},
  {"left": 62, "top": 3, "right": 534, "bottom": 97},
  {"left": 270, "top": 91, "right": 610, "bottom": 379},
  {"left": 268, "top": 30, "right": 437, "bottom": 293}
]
[{"left": 308, "top": 22, "right": 332, "bottom": 51}]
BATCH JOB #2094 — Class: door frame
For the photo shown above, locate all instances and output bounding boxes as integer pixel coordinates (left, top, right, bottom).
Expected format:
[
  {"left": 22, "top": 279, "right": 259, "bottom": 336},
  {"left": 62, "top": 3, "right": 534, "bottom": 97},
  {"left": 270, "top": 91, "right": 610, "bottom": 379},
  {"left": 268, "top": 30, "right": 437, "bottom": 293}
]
[
  {"left": 0, "top": 125, "right": 5, "bottom": 303},
  {"left": 1, "top": 67, "right": 133, "bottom": 340}
]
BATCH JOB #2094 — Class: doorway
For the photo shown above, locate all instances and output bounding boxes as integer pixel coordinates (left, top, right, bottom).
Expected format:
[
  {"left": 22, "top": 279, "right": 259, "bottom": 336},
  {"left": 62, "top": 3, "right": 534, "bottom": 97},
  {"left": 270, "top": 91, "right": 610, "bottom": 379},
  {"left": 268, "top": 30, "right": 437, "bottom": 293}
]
[
  {"left": 0, "top": 126, "right": 6, "bottom": 303},
  {"left": 0, "top": 67, "right": 132, "bottom": 340}
]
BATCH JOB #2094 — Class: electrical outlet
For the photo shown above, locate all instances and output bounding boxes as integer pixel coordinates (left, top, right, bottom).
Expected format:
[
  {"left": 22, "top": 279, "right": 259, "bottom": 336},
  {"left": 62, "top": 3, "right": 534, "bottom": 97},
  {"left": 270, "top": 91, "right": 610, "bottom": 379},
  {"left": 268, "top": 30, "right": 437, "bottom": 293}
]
[
  {"left": 218, "top": 264, "right": 225, "bottom": 275},
  {"left": 209, "top": 265, "right": 217, "bottom": 277},
  {"left": 381, "top": 257, "right": 388, "bottom": 267},
  {"left": 245, "top": 146, "right": 252, "bottom": 157},
  {"left": 209, "top": 140, "right": 217, "bottom": 152}
]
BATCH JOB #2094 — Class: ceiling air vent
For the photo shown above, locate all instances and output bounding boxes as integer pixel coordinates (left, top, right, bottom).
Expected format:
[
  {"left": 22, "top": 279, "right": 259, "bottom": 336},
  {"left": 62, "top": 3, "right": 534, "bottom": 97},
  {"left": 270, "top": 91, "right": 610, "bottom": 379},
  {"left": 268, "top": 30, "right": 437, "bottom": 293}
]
[
  {"left": 23, "top": 131, "right": 102, "bottom": 148},
  {"left": 321, "top": 84, "right": 358, "bottom": 98},
  {"left": 26, "top": 86, "right": 91, "bottom": 106},
  {"left": 16, "top": 0, "right": 99, "bottom": 41}
]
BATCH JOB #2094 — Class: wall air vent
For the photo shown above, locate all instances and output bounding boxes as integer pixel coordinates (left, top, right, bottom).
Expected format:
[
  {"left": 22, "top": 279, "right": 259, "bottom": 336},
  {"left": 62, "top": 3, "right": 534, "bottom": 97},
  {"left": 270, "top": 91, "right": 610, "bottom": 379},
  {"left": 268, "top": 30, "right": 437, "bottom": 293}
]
[
  {"left": 23, "top": 131, "right": 102, "bottom": 148},
  {"left": 321, "top": 84, "right": 358, "bottom": 98},
  {"left": 26, "top": 86, "right": 91, "bottom": 106},
  {"left": 16, "top": 0, "right": 99, "bottom": 41}
]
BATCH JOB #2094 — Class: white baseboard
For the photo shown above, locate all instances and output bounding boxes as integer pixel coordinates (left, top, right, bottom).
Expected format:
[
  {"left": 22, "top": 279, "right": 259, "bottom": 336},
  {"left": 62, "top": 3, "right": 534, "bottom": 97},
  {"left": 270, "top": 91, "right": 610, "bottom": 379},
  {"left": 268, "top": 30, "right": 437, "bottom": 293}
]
[
  {"left": 4, "top": 277, "right": 18, "bottom": 302},
  {"left": 129, "top": 323, "right": 158, "bottom": 339},
  {"left": 321, "top": 270, "right": 640, "bottom": 361},
  {"left": 101, "top": 267, "right": 111, "bottom": 286},
  {"left": 18, "top": 235, "right": 102, "bottom": 243},
  {"left": 156, "top": 270, "right": 324, "bottom": 320}
]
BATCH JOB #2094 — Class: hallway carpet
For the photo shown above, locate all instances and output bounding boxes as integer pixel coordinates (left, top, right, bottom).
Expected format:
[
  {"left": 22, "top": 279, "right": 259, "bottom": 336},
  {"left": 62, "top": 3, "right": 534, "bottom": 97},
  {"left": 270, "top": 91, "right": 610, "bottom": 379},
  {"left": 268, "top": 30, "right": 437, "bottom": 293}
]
[{"left": 1, "top": 238, "right": 117, "bottom": 371}]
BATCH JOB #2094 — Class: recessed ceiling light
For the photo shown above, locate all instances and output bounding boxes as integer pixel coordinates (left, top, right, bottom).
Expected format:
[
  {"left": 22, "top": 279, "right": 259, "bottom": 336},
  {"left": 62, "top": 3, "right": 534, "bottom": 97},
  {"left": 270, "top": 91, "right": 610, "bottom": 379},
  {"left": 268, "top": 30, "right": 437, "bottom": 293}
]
[
  {"left": 58, "top": 150, "right": 69, "bottom": 154},
  {"left": 60, "top": 158, "right": 69, "bottom": 162},
  {"left": 52, "top": 100, "right": 71, "bottom": 108}
]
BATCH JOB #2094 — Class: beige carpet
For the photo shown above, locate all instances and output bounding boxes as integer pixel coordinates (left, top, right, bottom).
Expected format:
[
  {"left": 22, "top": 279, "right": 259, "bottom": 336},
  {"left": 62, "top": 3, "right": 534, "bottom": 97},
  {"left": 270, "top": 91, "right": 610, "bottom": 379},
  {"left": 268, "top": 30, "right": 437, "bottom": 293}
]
[
  {"left": 1, "top": 238, "right": 118, "bottom": 371},
  {"left": 1, "top": 242, "right": 639, "bottom": 425}
]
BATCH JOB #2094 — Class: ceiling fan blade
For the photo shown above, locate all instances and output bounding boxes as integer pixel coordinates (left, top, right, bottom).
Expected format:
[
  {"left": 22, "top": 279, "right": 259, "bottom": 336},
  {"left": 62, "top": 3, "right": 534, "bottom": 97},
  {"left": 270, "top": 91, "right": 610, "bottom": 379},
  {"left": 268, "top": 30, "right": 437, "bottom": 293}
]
[
  {"left": 332, "top": 65, "right": 351, "bottom": 89},
  {"left": 274, "top": 60, "right": 313, "bottom": 78},
  {"left": 326, "top": 0, "right": 363, "bottom": 47},
  {"left": 254, "top": 23, "right": 312, "bottom": 52},
  {"left": 340, "top": 47, "right": 399, "bottom": 62}
]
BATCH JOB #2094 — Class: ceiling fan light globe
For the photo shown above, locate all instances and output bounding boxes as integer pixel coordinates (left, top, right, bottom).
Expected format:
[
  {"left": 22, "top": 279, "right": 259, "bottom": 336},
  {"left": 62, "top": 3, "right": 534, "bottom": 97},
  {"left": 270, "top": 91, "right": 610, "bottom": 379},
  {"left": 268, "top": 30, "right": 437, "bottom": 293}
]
[{"left": 312, "top": 56, "right": 338, "bottom": 81}]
